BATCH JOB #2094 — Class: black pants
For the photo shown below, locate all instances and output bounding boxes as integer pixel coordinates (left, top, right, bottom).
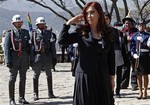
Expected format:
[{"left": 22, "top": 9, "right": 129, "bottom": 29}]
[
  {"left": 131, "top": 59, "right": 138, "bottom": 88},
  {"left": 9, "top": 67, "right": 27, "bottom": 100},
  {"left": 121, "top": 52, "right": 137, "bottom": 88},
  {"left": 116, "top": 65, "right": 123, "bottom": 93}
]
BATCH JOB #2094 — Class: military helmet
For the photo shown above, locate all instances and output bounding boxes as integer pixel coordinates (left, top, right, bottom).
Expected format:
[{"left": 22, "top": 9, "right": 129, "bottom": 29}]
[
  {"left": 12, "top": 14, "right": 23, "bottom": 24},
  {"left": 36, "top": 17, "right": 46, "bottom": 25},
  {"left": 138, "top": 19, "right": 146, "bottom": 25},
  {"left": 122, "top": 11, "right": 135, "bottom": 24}
]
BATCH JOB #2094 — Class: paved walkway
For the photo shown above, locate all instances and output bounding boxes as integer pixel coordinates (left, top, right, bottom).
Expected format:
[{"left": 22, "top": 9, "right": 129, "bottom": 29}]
[{"left": 0, "top": 63, "right": 150, "bottom": 105}]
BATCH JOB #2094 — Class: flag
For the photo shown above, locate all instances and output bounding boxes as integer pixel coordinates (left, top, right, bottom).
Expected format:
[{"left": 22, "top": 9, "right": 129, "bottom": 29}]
[{"left": 27, "top": 12, "right": 33, "bottom": 32}]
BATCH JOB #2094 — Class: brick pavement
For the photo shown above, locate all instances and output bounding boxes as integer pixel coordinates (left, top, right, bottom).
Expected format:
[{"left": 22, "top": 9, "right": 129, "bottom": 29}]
[{"left": 0, "top": 63, "right": 150, "bottom": 105}]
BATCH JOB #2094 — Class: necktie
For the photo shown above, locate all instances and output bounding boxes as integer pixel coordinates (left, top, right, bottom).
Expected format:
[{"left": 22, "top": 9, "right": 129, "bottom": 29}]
[
  {"left": 41, "top": 30, "right": 44, "bottom": 36},
  {"left": 18, "top": 29, "right": 22, "bottom": 56}
]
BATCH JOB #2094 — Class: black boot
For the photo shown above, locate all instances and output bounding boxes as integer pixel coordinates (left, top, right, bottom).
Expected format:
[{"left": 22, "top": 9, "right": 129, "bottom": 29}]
[
  {"left": 47, "top": 77, "right": 56, "bottom": 98},
  {"left": 9, "top": 79, "right": 15, "bottom": 105},
  {"left": 33, "top": 78, "right": 39, "bottom": 101},
  {"left": 115, "top": 90, "right": 121, "bottom": 98},
  {"left": 19, "top": 80, "right": 29, "bottom": 104},
  {"left": 18, "top": 98, "right": 29, "bottom": 104},
  {"left": 10, "top": 99, "right": 16, "bottom": 105}
]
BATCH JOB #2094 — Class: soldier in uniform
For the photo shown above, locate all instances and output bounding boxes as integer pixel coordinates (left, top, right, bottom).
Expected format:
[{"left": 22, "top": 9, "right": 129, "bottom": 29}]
[
  {"left": 121, "top": 13, "right": 138, "bottom": 90},
  {"left": 31, "top": 17, "right": 56, "bottom": 101},
  {"left": 4, "top": 14, "right": 31, "bottom": 105},
  {"left": 131, "top": 19, "right": 150, "bottom": 99}
]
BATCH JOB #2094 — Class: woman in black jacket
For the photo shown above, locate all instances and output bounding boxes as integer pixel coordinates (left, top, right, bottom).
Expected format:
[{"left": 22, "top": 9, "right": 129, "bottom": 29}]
[{"left": 58, "top": 2, "right": 115, "bottom": 105}]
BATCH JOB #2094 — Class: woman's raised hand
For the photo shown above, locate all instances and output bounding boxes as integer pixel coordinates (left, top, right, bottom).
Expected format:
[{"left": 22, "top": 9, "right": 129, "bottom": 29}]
[{"left": 66, "top": 14, "right": 83, "bottom": 25}]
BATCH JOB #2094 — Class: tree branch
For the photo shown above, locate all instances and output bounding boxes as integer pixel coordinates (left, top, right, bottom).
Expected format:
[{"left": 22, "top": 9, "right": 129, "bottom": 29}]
[
  {"left": 27, "top": 0, "right": 68, "bottom": 21},
  {"left": 51, "top": 0, "right": 75, "bottom": 17},
  {"left": 110, "top": 4, "right": 114, "bottom": 15},
  {"left": 140, "top": 0, "right": 150, "bottom": 15},
  {"left": 103, "top": 0, "right": 109, "bottom": 13},
  {"left": 80, "top": 0, "right": 86, "bottom": 5},
  {"left": 143, "top": 12, "right": 150, "bottom": 19},
  {"left": 145, "top": 19, "right": 150, "bottom": 24},
  {"left": 122, "top": 0, "right": 129, "bottom": 16},
  {"left": 133, "top": 0, "right": 140, "bottom": 11},
  {"left": 111, "top": 0, "right": 121, "bottom": 22},
  {"left": 133, "top": 0, "right": 142, "bottom": 18},
  {"left": 75, "top": 0, "right": 83, "bottom": 10}
]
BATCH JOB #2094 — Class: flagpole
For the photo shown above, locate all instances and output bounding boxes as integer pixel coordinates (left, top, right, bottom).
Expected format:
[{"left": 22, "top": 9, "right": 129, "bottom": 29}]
[{"left": 27, "top": 12, "right": 33, "bottom": 43}]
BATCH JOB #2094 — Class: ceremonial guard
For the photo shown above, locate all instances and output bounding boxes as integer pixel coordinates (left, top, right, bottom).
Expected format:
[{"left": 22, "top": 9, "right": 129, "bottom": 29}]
[
  {"left": 32, "top": 17, "right": 56, "bottom": 101},
  {"left": 131, "top": 19, "right": 150, "bottom": 99},
  {"left": 121, "top": 13, "right": 138, "bottom": 90},
  {"left": 4, "top": 14, "right": 31, "bottom": 105}
]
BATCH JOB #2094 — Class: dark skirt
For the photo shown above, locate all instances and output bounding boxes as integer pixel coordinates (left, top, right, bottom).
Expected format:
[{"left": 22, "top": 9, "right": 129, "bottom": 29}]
[
  {"left": 138, "top": 54, "right": 150, "bottom": 75},
  {"left": 73, "top": 72, "right": 114, "bottom": 105}
]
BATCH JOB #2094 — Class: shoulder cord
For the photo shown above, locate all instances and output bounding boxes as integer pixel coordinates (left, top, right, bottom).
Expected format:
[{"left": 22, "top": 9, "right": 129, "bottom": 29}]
[
  {"left": 33, "top": 31, "right": 43, "bottom": 52},
  {"left": 11, "top": 30, "right": 22, "bottom": 56}
]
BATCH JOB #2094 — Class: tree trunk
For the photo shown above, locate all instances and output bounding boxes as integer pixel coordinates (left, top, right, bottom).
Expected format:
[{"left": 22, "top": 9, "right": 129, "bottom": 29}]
[
  {"left": 122, "top": 0, "right": 129, "bottom": 17},
  {"left": 112, "top": 0, "right": 121, "bottom": 22}
]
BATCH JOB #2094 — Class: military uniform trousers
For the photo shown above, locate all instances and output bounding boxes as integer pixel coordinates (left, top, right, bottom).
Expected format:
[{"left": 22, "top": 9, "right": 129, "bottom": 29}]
[
  {"left": 33, "top": 53, "right": 52, "bottom": 79},
  {"left": 33, "top": 53, "right": 54, "bottom": 98},
  {"left": 9, "top": 51, "right": 29, "bottom": 100}
]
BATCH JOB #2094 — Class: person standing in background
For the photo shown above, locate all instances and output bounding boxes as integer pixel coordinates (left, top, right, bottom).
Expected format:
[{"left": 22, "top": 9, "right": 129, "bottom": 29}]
[
  {"left": 131, "top": 19, "right": 150, "bottom": 99},
  {"left": 105, "top": 13, "right": 124, "bottom": 98},
  {"left": 31, "top": 17, "right": 56, "bottom": 101},
  {"left": 121, "top": 13, "right": 139, "bottom": 90}
]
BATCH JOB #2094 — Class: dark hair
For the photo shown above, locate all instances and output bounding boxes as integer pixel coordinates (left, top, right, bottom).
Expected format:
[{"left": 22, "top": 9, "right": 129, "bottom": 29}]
[
  {"left": 104, "top": 13, "right": 111, "bottom": 20},
  {"left": 78, "top": 2, "right": 113, "bottom": 41}
]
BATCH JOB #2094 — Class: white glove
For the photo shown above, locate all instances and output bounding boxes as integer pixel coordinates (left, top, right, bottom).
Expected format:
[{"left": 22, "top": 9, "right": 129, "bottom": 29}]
[
  {"left": 73, "top": 43, "right": 78, "bottom": 47},
  {"left": 137, "top": 36, "right": 143, "bottom": 42},
  {"left": 133, "top": 54, "right": 139, "bottom": 59},
  {"left": 147, "top": 37, "right": 150, "bottom": 48}
]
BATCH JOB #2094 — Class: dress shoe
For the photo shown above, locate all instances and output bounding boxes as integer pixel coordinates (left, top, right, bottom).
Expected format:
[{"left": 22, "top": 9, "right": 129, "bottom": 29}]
[
  {"left": 143, "top": 96, "right": 148, "bottom": 99},
  {"left": 137, "top": 96, "right": 142, "bottom": 99},
  {"left": 143, "top": 94, "right": 148, "bottom": 99},
  {"left": 48, "top": 93, "right": 56, "bottom": 98},
  {"left": 10, "top": 100, "right": 16, "bottom": 105},
  {"left": 19, "top": 98, "right": 29, "bottom": 104},
  {"left": 120, "top": 86, "right": 127, "bottom": 89},
  {"left": 115, "top": 91, "right": 121, "bottom": 98},
  {"left": 137, "top": 93, "right": 143, "bottom": 100},
  {"left": 115, "top": 94, "right": 121, "bottom": 98},
  {"left": 33, "top": 94, "right": 39, "bottom": 101},
  {"left": 132, "top": 87, "right": 138, "bottom": 91}
]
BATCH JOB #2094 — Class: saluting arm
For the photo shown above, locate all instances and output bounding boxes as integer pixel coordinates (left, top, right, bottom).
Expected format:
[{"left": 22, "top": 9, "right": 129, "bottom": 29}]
[{"left": 58, "top": 24, "right": 79, "bottom": 46}]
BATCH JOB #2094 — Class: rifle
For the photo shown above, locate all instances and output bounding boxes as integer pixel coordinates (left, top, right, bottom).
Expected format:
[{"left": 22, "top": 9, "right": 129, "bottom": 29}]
[{"left": 134, "top": 39, "right": 141, "bottom": 75}]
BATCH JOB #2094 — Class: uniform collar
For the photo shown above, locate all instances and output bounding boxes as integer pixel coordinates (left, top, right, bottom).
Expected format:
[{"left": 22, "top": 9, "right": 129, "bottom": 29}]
[
  {"left": 37, "top": 28, "right": 45, "bottom": 33},
  {"left": 13, "top": 27, "right": 22, "bottom": 33}
]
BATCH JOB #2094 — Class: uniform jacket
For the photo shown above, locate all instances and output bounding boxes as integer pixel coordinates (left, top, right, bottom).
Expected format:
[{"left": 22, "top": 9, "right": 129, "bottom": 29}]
[
  {"left": 4, "top": 28, "right": 31, "bottom": 68},
  {"left": 31, "top": 29, "right": 56, "bottom": 62},
  {"left": 131, "top": 31, "right": 150, "bottom": 56}
]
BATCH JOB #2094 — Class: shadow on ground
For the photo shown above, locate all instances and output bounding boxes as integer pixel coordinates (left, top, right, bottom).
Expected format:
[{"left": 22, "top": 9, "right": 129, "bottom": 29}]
[{"left": 29, "top": 100, "right": 73, "bottom": 105}]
